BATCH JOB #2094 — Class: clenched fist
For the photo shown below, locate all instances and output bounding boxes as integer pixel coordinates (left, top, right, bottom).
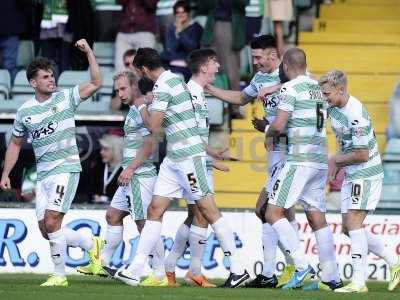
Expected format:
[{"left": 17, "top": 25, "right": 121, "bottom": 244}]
[{"left": 75, "top": 39, "right": 92, "bottom": 54}]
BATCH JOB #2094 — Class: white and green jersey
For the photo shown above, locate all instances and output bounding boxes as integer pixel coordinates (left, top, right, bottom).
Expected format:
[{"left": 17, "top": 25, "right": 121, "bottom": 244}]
[
  {"left": 242, "top": 68, "right": 287, "bottom": 167},
  {"left": 150, "top": 70, "right": 206, "bottom": 160},
  {"left": 187, "top": 79, "right": 213, "bottom": 171},
  {"left": 12, "top": 86, "right": 82, "bottom": 181},
  {"left": 328, "top": 95, "right": 384, "bottom": 181},
  {"left": 122, "top": 106, "right": 157, "bottom": 177},
  {"left": 278, "top": 75, "right": 328, "bottom": 169}
]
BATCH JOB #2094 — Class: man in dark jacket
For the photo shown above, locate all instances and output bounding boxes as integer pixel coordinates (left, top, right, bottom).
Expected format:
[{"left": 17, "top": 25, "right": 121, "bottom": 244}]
[{"left": 0, "top": 0, "right": 26, "bottom": 82}]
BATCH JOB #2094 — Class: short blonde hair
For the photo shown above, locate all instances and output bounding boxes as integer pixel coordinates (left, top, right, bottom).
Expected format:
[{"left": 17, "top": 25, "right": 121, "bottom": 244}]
[
  {"left": 319, "top": 69, "right": 347, "bottom": 88},
  {"left": 113, "top": 70, "right": 138, "bottom": 86}
]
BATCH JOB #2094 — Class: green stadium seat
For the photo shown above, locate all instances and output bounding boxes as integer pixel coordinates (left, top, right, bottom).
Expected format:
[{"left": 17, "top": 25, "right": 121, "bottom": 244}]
[
  {"left": 76, "top": 98, "right": 111, "bottom": 114},
  {"left": 11, "top": 70, "right": 34, "bottom": 101},
  {"left": 96, "top": 71, "right": 114, "bottom": 102},
  {"left": 0, "top": 69, "right": 11, "bottom": 99},
  {"left": 93, "top": 42, "right": 115, "bottom": 67},
  {"left": 383, "top": 139, "right": 400, "bottom": 162},
  {"left": 17, "top": 40, "right": 34, "bottom": 69},
  {"left": 57, "top": 71, "right": 89, "bottom": 90},
  {"left": 1, "top": 98, "right": 29, "bottom": 112}
]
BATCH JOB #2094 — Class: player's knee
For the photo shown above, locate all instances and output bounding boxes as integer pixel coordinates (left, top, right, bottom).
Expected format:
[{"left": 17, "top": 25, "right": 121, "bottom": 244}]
[
  {"left": 106, "top": 210, "right": 122, "bottom": 226},
  {"left": 147, "top": 204, "right": 163, "bottom": 221},
  {"left": 44, "top": 216, "right": 60, "bottom": 233},
  {"left": 259, "top": 203, "right": 268, "bottom": 223},
  {"left": 193, "top": 211, "right": 208, "bottom": 228}
]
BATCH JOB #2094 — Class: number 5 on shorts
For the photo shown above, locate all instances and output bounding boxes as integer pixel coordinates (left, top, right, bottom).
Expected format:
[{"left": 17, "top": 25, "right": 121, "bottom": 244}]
[{"left": 187, "top": 173, "right": 199, "bottom": 193}]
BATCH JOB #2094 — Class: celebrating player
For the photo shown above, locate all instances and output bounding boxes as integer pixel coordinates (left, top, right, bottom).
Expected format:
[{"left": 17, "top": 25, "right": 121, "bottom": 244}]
[
  {"left": 264, "top": 48, "right": 341, "bottom": 290},
  {"left": 165, "top": 48, "right": 232, "bottom": 288},
  {"left": 319, "top": 69, "right": 400, "bottom": 293},
  {"left": 206, "top": 35, "right": 299, "bottom": 288},
  {"left": 77, "top": 71, "right": 167, "bottom": 286},
  {"left": 0, "top": 39, "right": 102, "bottom": 287},
  {"left": 112, "top": 47, "right": 249, "bottom": 288}
]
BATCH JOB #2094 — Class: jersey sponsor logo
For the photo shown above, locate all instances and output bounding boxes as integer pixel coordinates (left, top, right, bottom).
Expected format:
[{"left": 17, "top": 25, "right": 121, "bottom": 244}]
[
  {"left": 31, "top": 122, "right": 58, "bottom": 140},
  {"left": 263, "top": 95, "right": 278, "bottom": 108}
]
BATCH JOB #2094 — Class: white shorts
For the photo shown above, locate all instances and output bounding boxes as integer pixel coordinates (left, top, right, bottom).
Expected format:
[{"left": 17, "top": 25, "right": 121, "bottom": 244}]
[
  {"left": 265, "top": 160, "right": 285, "bottom": 198},
  {"left": 110, "top": 175, "right": 156, "bottom": 220},
  {"left": 340, "top": 178, "right": 383, "bottom": 213},
  {"left": 36, "top": 172, "right": 80, "bottom": 221},
  {"left": 269, "top": 164, "right": 327, "bottom": 212},
  {"left": 153, "top": 156, "right": 213, "bottom": 202}
]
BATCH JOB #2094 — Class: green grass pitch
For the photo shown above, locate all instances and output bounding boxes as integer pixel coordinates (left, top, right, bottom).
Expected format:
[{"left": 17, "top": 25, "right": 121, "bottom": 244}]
[{"left": 0, "top": 274, "right": 398, "bottom": 300}]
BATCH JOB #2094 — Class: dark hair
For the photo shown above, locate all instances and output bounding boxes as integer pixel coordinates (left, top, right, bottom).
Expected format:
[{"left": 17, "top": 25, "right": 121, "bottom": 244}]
[
  {"left": 133, "top": 48, "right": 163, "bottom": 71},
  {"left": 123, "top": 49, "right": 137, "bottom": 59},
  {"left": 250, "top": 35, "right": 277, "bottom": 50},
  {"left": 282, "top": 47, "right": 307, "bottom": 70},
  {"left": 187, "top": 48, "right": 217, "bottom": 74},
  {"left": 26, "top": 57, "right": 55, "bottom": 81},
  {"left": 173, "top": 0, "right": 191, "bottom": 14}
]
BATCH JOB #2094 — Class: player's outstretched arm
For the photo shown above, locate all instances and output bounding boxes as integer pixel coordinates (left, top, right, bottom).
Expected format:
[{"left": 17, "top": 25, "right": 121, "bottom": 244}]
[
  {"left": 0, "top": 136, "right": 24, "bottom": 191},
  {"left": 117, "top": 134, "right": 156, "bottom": 186},
  {"left": 75, "top": 39, "right": 102, "bottom": 100},
  {"left": 205, "top": 84, "right": 248, "bottom": 105}
]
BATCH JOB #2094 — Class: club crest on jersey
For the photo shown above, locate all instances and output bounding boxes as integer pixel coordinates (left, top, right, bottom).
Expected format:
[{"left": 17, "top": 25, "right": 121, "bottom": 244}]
[
  {"left": 23, "top": 117, "right": 32, "bottom": 124},
  {"left": 52, "top": 106, "right": 58, "bottom": 114}
]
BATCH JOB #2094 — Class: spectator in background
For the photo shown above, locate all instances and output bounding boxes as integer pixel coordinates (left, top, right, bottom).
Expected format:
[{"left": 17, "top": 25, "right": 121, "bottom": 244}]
[
  {"left": 245, "top": 0, "right": 262, "bottom": 43},
  {"left": 161, "top": 1, "right": 203, "bottom": 81},
  {"left": 90, "top": 134, "right": 124, "bottom": 204},
  {"left": 114, "top": 0, "right": 158, "bottom": 71},
  {"left": 156, "top": 0, "right": 177, "bottom": 45},
  {"left": 201, "top": 0, "right": 248, "bottom": 117},
  {"left": 264, "top": 0, "right": 293, "bottom": 58},
  {"left": 0, "top": 0, "right": 26, "bottom": 82},
  {"left": 111, "top": 49, "right": 154, "bottom": 112},
  {"left": 39, "top": 0, "right": 72, "bottom": 78}
]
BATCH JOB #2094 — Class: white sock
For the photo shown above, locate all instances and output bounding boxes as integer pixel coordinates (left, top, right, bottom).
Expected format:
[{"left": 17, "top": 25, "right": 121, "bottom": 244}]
[
  {"left": 164, "top": 223, "right": 190, "bottom": 273},
  {"left": 101, "top": 225, "right": 123, "bottom": 266},
  {"left": 281, "top": 220, "right": 299, "bottom": 266},
  {"left": 189, "top": 225, "right": 207, "bottom": 276},
  {"left": 211, "top": 217, "right": 244, "bottom": 275},
  {"left": 149, "top": 238, "right": 165, "bottom": 280},
  {"left": 127, "top": 220, "right": 162, "bottom": 278},
  {"left": 63, "top": 227, "right": 93, "bottom": 251},
  {"left": 272, "top": 218, "right": 308, "bottom": 271},
  {"left": 349, "top": 228, "right": 367, "bottom": 287},
  {"left": 365, "top": 229, "right": 398, "bottom": 267},
  {"left": 314, "top": 226, "right": 339, "bottom": 282},
  {"left": 48, "top": 229, "right": 66, "bottom": 277},
  {"left": 261, "top": 223, "right": 278, "bottom": 277}
]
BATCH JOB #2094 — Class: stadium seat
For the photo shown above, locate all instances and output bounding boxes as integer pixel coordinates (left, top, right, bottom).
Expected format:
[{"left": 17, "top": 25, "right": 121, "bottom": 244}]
[
  {"left": 93, "top": 42, "right": 115, "bottom": 67},
  {"left": 301, "top": 45, "right": 400, "bottom": 74},
  {"left": 299, "top": 32, "right": 400, "bottom": 46},
  {"left": 58, "top": 71, "right": 89, "bottom": 90},
  {"left": 206, "top": 96, "right": 225, "bottom": 125},
  {"left": 17, "top": 40, "right": 34, "bottom": 69},
  {"left": 1, "top": 97, "right": 29, "bottom": 111},
  {"left": 96, "top": 71, "right": 114, "bottom": 102},
  {"left": 213, "top": 161, "right": 267, "bottom": 193},
  {"left": 383, "top": 139, "right": 400, "bottom": 162},
  {"left": 0, "top": 69, "right": 11, "bottom": 99},
  {"left": 313, "top": 19, "right": 400, "bottom": 34},
  {"left": 11, "top": 70, "right": 34, "bottom": 101},
  {"left": 76, "top": 98, "right": 111, "bottom": 114},
  {"left": 320, "top": 4, "right": 400, "bottom": 19}
]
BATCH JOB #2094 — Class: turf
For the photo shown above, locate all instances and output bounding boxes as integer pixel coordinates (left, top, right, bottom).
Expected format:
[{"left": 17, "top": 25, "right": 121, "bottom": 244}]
[{"left": 0, "top": 274, "right": 398, "bottom": 300}]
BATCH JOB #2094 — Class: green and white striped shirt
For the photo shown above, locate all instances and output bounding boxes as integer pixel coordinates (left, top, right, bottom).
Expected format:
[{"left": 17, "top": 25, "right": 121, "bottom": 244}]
[
  {"left": 150, "top": 70, "right": 206, "bottom": 160},
  {"left": 156, "top": 0, "right": 176, "bottom": 16},
  {"left": 278, "top": 75, "right": 328, "bottom": 169},
  {"left": 328, "top": 95, "right": 383, "bottom": 181},
  {"left": 187, "top": 79, "right": 213, "bottom": 171},
  {"left": 122, "top": 106, "right": 157, "bottom": 177},
  {"left": 12, "top": 86, "right": 82, "bottom": 181}
]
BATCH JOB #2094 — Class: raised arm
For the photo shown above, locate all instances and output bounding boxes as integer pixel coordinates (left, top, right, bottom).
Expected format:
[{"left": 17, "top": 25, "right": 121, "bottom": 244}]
[
  {"left": 75, "top": 39, "right": 102, "bottom": 100},
  {"left": 205, "top": 84, "right": 249, "bottom": 105},
  {"left": 0, "top": 136, "right": 24, "bottom": 190}
]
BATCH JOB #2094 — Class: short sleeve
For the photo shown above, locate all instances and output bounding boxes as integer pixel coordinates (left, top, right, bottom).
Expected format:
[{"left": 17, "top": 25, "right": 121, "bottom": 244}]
[
  {"left": 149, "top": 86, "right": 172, "bottom": 112},
  {"left": 350, "top": 116, "right": 370, "bottom": 149},
  {"left": 277, "top": 85, "right": 296, "bottom": 113},
  {"left": 242, "top": 78, "right": 258, "bottom": 101},
  {"left": 67, "top": 85, "right": 82, "bottom": 111},
  {"left": 12, "top": 110, "right": 27, "bottom": 138}
]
